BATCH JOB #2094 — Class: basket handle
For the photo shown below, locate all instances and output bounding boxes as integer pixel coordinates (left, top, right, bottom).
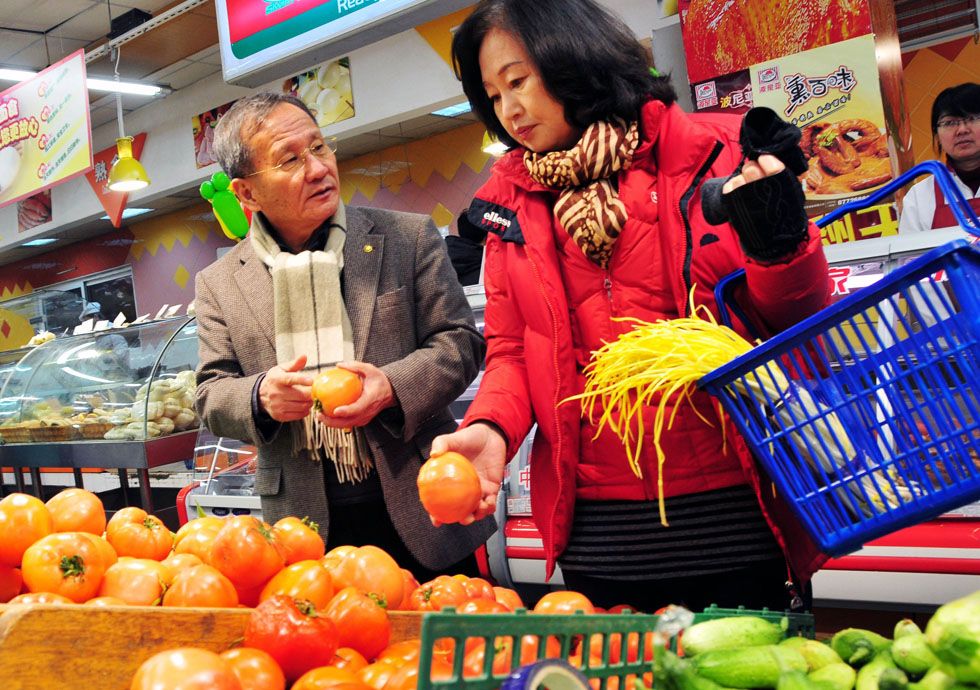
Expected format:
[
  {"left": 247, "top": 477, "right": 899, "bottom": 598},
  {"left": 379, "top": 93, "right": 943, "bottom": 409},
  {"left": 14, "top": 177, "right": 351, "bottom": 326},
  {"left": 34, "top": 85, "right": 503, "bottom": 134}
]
[
  {"left": 714, "top": 268, "right": 752, "bottom": 332},
  {"left": 715, "top": 160, "right": 980, "bottom": 331},
  {"left": 816, "top": 160, "right": 980, "bottom": 236}
]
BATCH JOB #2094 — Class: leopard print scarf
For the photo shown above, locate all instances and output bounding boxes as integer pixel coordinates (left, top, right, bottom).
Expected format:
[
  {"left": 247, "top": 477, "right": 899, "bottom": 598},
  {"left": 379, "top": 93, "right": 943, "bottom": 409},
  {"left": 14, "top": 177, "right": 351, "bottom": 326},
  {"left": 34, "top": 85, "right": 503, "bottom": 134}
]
[{"left": 524, "top": 119, "right": 640, "bottom": 268}]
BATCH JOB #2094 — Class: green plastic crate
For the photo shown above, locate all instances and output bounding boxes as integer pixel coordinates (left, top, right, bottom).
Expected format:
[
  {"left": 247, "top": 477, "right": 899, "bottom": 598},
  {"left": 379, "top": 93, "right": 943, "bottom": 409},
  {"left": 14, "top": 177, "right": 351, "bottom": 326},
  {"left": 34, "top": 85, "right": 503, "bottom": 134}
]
[{"left": 417, "top": 606, "right": 815, "bottom": 690}]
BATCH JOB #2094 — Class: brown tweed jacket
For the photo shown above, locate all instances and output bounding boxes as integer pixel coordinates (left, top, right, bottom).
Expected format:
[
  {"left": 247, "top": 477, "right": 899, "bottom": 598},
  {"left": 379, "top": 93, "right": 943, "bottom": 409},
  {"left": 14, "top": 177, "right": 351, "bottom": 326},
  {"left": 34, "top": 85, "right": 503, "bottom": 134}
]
[{"left": 194, "top": 206, "right": 495, "bottom": 569}]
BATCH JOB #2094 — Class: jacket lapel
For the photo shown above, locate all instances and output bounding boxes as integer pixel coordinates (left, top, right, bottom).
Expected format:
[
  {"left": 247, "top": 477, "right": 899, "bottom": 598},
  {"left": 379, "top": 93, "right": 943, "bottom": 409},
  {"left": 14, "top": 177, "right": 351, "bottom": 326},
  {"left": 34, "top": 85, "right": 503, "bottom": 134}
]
[
  {"left": 233, "top": 240, "right": 276, "bottom": 352},
  {"left": 342, "top": 207, "right": 384, "bottom": 361}
]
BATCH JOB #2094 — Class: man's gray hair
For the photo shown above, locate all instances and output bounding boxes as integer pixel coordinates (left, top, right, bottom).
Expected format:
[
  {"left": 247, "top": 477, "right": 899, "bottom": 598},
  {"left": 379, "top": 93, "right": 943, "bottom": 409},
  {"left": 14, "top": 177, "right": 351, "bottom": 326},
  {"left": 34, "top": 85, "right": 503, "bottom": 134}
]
[{"left": 212, "top": 92, "right": 317, "bottom": 179}]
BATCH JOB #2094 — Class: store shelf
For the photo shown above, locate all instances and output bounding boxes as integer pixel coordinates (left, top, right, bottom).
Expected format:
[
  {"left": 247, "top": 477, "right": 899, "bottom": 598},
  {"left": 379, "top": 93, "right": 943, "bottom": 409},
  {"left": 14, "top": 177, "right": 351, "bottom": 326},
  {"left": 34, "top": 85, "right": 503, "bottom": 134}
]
[{"left": 0, "top": 429, "right": 198, "bottom": 469}]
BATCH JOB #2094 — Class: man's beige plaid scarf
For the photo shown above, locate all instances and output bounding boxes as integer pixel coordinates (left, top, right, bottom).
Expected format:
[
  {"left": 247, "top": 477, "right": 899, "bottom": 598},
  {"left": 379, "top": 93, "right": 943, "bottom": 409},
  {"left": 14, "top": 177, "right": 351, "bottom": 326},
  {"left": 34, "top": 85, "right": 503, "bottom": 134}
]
[
  {"left": 250, "top": 202, "right": 372, "bottom": 482},
  {"left": 524, "top": 119, "right": 640, "bottom": 269}
]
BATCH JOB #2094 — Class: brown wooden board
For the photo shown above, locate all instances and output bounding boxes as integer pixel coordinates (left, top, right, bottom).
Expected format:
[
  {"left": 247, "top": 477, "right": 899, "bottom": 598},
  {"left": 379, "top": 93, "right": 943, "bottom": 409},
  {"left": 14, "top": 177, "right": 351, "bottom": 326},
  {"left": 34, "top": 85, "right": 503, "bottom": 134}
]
[{"left": 0, "top": 604, "right": 422, "bottom": 690}]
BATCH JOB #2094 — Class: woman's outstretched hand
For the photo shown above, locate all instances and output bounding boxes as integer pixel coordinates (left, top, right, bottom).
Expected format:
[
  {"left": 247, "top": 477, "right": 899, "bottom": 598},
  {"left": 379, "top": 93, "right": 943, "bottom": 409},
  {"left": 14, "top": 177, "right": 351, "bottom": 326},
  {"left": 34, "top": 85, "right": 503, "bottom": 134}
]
[{"left": 429, "top": 422, "right": 508, "bottom": 525}]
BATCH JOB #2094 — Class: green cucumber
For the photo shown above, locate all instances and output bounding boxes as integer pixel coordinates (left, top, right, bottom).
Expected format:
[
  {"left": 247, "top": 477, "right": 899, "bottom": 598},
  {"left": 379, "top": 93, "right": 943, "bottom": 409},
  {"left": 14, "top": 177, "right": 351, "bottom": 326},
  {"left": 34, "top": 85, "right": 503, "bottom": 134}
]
[
  {"left": 780, "top": 670, "right": 822, "bottom": 690},
  {"left": 878, "top": 668, "right": 910, "bottom": 690},
  {"left": 894, "top": 620, "right": 923, "bottom": 640},
  {"left": 683, "top": 616, "right": 786, "bottom": 656},
  {"left": 781, "top": 637, "right": 845, "bottom": 671},
  {"left": 893, "top": 634, "right": 940, "bottom": 676},
  {"left": 855, "top": 647, "right": 897, "bottom": 690},
  {"left": 809, "top": 662, "right": 858, "bottom": 690},
  {"left": 832, "top": 629, "right": 892, "bottom": 667},
  {"left": 655, "top": 646, "right": 729, "bottom": 690},
  {"left": 909, "top": 668, "right": 956, "bottom": 690},
  {"left": 692, "top": 645, "right": 808, "bottom": 688}
]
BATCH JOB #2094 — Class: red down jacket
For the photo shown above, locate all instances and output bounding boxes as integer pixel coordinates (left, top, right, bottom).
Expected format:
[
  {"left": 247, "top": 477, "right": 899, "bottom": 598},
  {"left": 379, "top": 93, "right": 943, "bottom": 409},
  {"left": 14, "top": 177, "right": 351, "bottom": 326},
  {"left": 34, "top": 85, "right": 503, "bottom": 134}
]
[{"left": 462, "top": 100, "right": 832, "bottom": 581}]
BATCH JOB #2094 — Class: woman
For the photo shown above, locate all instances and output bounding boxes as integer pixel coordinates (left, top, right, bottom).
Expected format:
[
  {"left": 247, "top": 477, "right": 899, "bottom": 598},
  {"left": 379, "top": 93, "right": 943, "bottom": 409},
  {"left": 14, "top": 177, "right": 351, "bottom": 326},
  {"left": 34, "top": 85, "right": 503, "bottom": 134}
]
[
  {"left": 899, "top": 83, "right": 980, "bottom": 234},
  {"left": 433, "top": 0, "right": 832, "bottom": 611}
]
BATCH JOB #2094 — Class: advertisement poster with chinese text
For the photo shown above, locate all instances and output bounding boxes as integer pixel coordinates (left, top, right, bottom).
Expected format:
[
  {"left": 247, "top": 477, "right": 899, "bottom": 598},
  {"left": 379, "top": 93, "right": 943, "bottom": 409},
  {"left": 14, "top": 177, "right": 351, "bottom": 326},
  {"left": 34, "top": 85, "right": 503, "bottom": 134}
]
[
  {"left": 752, "top": 35, "right": 895, "bottom": 221},
  {"left": 691, "top": 70, "right": 753, "bottom": 114},
  {"left": 0, "top": 50, "right": 93, "bottom": 208}
]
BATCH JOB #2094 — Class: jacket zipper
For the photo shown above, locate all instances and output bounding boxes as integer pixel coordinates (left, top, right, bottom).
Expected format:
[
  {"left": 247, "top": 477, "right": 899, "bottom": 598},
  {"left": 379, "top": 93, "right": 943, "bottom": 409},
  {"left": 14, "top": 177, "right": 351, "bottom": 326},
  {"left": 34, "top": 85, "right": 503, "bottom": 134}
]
[
  {"left": 525, "top": 247, "right": 564, "bottom": 576},
  {"left": 678, "top": 141, "right": 724, "bottom": 314}
]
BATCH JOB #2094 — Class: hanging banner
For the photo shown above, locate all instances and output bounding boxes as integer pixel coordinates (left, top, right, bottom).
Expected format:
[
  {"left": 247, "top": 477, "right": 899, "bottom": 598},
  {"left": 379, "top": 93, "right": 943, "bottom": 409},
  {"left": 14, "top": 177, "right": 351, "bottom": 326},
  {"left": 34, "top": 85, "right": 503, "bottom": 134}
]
[
  {"left": 678, "top": 0, "right": 871, "bottom": 85},
  {"left": 0, "top": 50, "right": 93, "bottom": 209},
  {"left": 83, "top": 133, "right": 147, "bottom": 228},
  {"left": 751, "top": 35, "right": 895, "bottom": 221}
]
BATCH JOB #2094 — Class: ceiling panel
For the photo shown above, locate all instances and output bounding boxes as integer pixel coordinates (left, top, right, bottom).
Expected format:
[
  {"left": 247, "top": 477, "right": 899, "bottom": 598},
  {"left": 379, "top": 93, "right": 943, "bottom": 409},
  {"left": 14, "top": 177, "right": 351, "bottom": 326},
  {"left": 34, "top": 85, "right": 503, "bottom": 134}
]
[
  {"left": 148, "top": 58, "right": 193, "bottom": 81},
  {"left": 48, "top": 3, "right": 131, "bottom": 42},
  {"left": 114, "top": 0, "right": 186, "bottom": 13},
  {"left": 0, "top": 0, "right": 97, "bottom": 33},
  {"left": 187, "top": 44, "right": 221, "bottom": 66},
  {"left": 89, "top": 102, "right": 119, "bottom": 131},
  {"left": 6, "top": 36, "right": 90, "bottom": 69},
  {"left": 163, "top": 60, "right": 221, "bottom": 90},
  {"left": 84, "top": 7, "right": 218, "bottom": 80},
  {"left": 376, "top": 123, "right": 415, "bottom": 139},
  {"left": 0, "top": 30, "right": 40, "bottom": 61}
]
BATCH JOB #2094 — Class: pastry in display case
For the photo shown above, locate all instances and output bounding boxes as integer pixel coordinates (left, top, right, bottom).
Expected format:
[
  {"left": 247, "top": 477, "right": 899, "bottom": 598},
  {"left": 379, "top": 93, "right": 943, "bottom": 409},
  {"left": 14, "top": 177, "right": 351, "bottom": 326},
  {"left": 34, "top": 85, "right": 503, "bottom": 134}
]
[{"left": 0, "top": 316, "right": 201, "bottom": 445}]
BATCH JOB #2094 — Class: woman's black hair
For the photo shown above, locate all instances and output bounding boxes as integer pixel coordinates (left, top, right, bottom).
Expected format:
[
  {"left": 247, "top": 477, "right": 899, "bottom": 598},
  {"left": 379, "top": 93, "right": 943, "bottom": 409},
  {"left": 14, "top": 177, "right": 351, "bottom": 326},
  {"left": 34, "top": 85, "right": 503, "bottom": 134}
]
[
  {"left": 451, "top": 0, "right": 675, "bottom": 149},
  {"left": 931, "top": 82, "right": 980, "bottom": 153}
]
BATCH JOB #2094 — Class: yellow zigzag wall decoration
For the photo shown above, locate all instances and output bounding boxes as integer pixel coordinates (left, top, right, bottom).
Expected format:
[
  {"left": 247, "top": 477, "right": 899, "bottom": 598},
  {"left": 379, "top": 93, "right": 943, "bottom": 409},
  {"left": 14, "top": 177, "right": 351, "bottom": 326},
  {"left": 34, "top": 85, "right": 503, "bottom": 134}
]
[
  {"left": 128, "top": 202, "right": 216, "bottom": 261},
  {"left": 339, "top": 122, "right": 489, "bottom": 203},
  {"left": 1, "top": 282, "right": 33, "bottom": 301},
  {"left": 415, "top": 8, "right": 473, "bottom": 69}
]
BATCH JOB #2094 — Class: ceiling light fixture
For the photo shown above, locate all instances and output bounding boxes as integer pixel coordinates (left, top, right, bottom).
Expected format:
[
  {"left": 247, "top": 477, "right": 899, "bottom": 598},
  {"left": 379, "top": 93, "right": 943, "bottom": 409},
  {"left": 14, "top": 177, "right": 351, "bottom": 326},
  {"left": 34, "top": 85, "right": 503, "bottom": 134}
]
[
  {"left": 21, "top": 238, "right": 58, "bottom": 247},
  {"left": 0, "top": 68, "right": 168, "bottom": 97},
  {"left": 431, "top": 102, "right": 472, "bottom": 118},
  {"left": 107, "top": 47, "right": 150, "bottom": 193},
  {"left": 100, "top": 207, "right": 152, "bottom": 221}
]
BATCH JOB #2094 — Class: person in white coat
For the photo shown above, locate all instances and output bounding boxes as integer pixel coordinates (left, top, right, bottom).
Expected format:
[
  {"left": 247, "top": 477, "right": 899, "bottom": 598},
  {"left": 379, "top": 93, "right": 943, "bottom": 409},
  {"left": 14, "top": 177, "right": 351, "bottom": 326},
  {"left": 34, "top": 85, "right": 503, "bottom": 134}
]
[{"left": 899, "top": 83, "right": 980, "bottom": 234}]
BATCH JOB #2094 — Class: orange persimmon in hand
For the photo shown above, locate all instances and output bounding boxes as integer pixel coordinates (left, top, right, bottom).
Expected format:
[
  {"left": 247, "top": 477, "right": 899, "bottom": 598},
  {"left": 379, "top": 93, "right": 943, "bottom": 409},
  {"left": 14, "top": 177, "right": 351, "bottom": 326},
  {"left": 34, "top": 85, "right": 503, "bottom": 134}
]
[
  {"left": 311, "top": 367, "right": 363, "bottom": 416},
  {"left": 417, "top": 451, "right": 482, "bottom": 525}
]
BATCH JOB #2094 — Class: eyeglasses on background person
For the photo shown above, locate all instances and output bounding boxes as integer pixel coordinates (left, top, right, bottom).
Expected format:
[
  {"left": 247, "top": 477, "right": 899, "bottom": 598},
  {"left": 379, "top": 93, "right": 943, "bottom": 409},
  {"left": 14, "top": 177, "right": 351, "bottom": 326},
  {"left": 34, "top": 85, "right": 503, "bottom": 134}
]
[{"left": 936, "top": 114, "right": 980, "bottom": 131}]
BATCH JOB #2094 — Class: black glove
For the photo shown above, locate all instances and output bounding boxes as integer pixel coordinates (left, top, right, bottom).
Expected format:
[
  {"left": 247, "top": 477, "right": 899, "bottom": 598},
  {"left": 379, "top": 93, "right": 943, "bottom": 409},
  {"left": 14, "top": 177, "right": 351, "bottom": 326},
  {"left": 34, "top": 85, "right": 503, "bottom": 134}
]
[{"left": 701, "top": 107, "right": 810, "bottom": 262}]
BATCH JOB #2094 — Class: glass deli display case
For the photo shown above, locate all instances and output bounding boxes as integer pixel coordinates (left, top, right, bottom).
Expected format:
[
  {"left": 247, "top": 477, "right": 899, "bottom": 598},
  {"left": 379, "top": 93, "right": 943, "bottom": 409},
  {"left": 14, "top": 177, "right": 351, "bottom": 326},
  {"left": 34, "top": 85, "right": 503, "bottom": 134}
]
[
  {"left": 0, "top": 289, "right": 86, "bottom": 352},
  {"left": 0, "top": 316, "right": 202, "bottom": 508}
]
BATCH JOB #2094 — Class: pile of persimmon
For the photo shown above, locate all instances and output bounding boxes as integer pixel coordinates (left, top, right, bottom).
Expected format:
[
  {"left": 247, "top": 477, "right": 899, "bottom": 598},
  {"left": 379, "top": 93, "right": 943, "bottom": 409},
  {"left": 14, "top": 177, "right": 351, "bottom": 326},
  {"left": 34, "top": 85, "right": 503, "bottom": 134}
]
[
  {"left": 3, "top": 488, "right": 651, "bottom": 690},
  {"left": 128, "top": 581, "right": 657, "bottom": 690}
]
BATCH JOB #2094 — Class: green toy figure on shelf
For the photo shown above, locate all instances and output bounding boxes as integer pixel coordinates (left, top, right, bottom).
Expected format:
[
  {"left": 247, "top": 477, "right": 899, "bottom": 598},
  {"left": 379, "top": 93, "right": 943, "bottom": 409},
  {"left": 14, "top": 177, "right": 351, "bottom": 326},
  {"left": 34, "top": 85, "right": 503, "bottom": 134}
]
[{"left": 200, "top": 171, "right": 251, "bottom": 240}]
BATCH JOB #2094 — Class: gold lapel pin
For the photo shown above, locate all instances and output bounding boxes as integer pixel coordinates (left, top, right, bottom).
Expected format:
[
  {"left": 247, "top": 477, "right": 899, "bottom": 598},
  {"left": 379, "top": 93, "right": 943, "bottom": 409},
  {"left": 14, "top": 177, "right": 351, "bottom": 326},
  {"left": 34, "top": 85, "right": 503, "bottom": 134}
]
[{"left": 364, "top": 244, "right": 374, "bottom": 253}]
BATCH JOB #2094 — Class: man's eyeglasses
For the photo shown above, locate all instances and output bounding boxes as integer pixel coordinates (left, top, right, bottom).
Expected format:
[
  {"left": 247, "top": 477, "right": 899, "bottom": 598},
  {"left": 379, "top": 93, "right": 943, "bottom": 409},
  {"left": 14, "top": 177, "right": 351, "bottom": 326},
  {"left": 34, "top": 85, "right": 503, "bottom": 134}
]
[
  {"left": 937, "top": 114, "right": 980, "bottom": 131},
  {"left": 246, "top": 138, "right": 338, "bottom": 177}
]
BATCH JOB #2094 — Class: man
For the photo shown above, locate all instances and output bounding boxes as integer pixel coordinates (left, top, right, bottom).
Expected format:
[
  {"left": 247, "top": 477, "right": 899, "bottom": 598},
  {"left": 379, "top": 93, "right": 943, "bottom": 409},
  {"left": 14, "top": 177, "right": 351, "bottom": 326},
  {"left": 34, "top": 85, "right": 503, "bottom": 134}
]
[{"left": 195, "top": 92, "right": 494, "bottom": 579}]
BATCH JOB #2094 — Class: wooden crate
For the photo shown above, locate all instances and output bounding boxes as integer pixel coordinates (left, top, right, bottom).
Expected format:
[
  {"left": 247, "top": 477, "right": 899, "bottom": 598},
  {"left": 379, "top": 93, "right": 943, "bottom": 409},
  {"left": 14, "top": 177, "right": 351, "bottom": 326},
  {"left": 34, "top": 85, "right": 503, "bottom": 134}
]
[{"left": 0, "top": 604, "right": 423, "bottom": 690}]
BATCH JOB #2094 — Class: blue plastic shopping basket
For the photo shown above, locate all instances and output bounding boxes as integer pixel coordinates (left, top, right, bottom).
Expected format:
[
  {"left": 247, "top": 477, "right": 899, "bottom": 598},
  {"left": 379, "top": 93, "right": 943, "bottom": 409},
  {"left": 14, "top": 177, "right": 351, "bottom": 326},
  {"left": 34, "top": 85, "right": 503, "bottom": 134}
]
[{"left": 699, "top": 161, "right": 980, "bottom": 556}]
